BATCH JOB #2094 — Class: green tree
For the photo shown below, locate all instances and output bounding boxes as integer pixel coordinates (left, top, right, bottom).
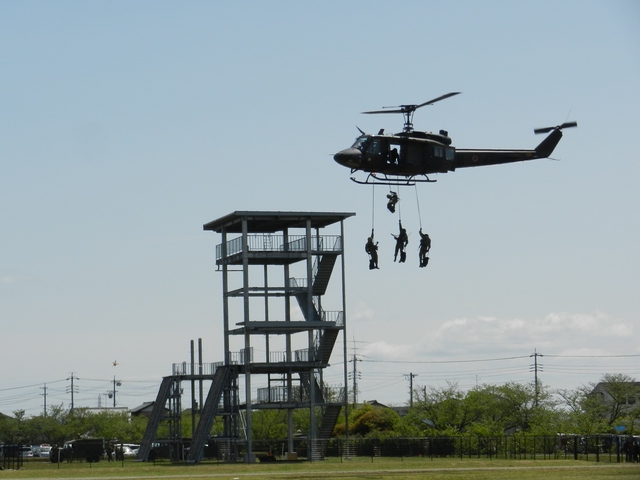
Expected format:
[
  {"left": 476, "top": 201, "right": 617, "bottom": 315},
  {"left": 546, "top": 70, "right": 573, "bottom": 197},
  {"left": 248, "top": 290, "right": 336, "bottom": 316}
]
[
  {"left": 493, "top": 382, "right": 538, "bottom": 432},
  {"left": 251, "top": 410, "right": 288, "bottom": 440},
  {"left": 411, "top": 382, "right": 481, "bottom": 434},
  {"left": 596, "top": 374, "right": 640, "bottom": 426},
  {"left": 333, "top": 404, "right": 401, "bottom": 438},
  {"left": 0, "top": 412, "right": 19, "bottom": 443},
  {"left": 351, "top": 407, "right": 399, "bottom": 438},
  {"left": 409, "top": 381, "right": 557, "bottom": 436},
  {"left": 557, "top": 373, "right": 640, "bottom": 433}
]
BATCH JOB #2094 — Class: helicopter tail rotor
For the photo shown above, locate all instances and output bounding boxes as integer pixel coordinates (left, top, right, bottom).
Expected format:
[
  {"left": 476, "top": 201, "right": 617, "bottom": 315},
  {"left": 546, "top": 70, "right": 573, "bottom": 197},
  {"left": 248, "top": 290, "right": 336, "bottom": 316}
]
[
  {"left": 534, "top": 121, "right": 578, "bottom": 134},
  {"left": 534, "top": 121, "right": 577, "bottom": 158}
]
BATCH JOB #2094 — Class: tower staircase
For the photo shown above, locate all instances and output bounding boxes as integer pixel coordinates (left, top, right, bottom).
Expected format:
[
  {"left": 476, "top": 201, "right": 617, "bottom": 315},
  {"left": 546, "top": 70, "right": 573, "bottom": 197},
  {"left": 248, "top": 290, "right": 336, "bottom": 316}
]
[
  {"left": 319, "top": 404, "right": 342, "bottom": 439},
  {"left": 299, "top": 371, "right": 324, "bottom": 403},
  {"left": 317, "top": 328, "right": 340, "bottom": 364},
  {"left": 294, "top": 293, "right": 322, "bottom": 323},
  {"left": 187, "top": 366, "right": 230, "bottom": 463},
  {"left": 137, "top": 376, "right": 173, "bottom": 461},
  {"left": 310, "top": 405, "right": 342, "bottom": 461},
  {"left": 312, "top": 254, "right": 337, "bottom": 295}
]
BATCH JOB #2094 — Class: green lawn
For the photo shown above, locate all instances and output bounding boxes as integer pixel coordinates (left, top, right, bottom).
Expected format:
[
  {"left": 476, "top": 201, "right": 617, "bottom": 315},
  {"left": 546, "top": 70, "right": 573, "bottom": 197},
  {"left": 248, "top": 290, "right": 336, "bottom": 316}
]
[{"left": 3, "top": 457, "right": 640, "bottom": 480}]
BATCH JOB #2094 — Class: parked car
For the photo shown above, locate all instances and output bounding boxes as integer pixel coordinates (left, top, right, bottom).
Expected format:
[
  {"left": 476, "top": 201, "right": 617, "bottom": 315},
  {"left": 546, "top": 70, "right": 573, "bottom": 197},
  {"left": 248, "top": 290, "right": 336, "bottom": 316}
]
[
  {"left": 121, "top": 444, "right": 140, "bottom": 456},
  {"left": 33, "top": 444, "right": 52, "bottom": 458}
]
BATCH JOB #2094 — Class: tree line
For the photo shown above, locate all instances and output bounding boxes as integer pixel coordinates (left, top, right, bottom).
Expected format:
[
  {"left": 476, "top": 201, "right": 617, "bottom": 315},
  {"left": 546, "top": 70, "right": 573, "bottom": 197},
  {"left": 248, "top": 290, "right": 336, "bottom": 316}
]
[{"left": 1, "top": 374, "right": 638, "bottom": 446}]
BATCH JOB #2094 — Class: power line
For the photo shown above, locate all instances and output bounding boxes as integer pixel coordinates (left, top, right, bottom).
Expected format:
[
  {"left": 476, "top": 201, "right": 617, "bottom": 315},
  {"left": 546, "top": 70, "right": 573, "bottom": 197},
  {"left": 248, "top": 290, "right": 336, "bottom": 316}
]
[
  {"left": 545, "top": 354, "right": 640, "bottom": 358},
  {"left": 0, "top": 378, "right": 67, "bottom": 392},
  {"left": 362, "top": 353, "right": 640, "bottom": 364},
  {"left": 363, "top": 355, "right": 529, "bottom": 364}
]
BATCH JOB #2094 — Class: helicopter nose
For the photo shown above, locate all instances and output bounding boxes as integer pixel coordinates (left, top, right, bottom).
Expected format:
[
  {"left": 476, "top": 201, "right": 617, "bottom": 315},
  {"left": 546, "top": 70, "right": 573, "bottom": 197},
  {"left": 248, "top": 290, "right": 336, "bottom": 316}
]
[{"left": 333, "top": 148, "right": 361, "bottom": 169}]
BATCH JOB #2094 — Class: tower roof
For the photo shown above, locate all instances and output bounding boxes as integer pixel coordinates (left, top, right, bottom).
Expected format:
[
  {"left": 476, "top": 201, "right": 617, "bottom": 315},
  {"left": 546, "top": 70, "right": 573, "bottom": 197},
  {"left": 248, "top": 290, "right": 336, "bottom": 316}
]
[{"left": 203, "top": 211, "right": 355, "bottom": 234}]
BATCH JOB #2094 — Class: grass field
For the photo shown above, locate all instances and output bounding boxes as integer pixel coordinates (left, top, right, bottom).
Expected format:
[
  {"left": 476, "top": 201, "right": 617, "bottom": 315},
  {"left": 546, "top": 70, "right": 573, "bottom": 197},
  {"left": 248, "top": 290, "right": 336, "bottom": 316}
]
[{"left": 3, "top": 457, "right": 640, "bottom": 480}]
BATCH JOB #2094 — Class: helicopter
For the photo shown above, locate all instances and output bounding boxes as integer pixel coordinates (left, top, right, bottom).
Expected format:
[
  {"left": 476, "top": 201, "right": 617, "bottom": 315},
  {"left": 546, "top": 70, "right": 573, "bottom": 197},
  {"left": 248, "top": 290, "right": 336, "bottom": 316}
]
[{"left": 333, "top": 92, "right": 577, "bottom": 185}]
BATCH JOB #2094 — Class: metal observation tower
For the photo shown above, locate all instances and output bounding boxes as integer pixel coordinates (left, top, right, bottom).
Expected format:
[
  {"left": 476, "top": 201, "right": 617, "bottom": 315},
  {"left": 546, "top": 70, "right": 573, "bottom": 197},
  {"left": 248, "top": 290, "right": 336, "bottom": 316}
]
[{"left": 137, "top": 211, "right": 354, "bottom": 463}]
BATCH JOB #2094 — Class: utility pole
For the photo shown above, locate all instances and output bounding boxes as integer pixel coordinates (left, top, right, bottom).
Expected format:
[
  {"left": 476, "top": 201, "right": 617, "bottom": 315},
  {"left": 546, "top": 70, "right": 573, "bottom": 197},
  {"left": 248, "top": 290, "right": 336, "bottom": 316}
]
[
  {"left": 111, "top": 376, "right": 122, "bottom": 407},
  {"left": 40, "top": 384, "right": 47, "bottom": 417},
  {"left": 111, "top": 361, "right": 121, "bottom": 408},
  {"left": 67, "top": 373, "right": 78, "bottom": 411},
  {"left": 404, "top": 373, "right": 418, "bottom": 408},
  {"left": 348, "top": 344, "right": 362, "bottom": 407},
  {"left": 530, "top": 349, "right": 543, "bottom": 407}
]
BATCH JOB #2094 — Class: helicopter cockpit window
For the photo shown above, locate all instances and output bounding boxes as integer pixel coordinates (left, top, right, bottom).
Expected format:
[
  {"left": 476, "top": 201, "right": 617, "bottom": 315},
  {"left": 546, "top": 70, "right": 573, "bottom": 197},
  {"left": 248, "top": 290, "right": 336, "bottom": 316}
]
[
  {"left": 367, "top": 140, "right": 383, "bottom": 155},
  {"left": 351, "top": 136, "right": 369, "bottom": 152}
]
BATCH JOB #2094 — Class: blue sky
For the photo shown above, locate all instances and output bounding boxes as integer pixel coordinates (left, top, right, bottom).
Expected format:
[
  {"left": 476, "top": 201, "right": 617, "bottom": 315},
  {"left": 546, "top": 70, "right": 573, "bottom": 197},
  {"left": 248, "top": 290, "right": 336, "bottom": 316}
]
[{"left": 1, "top": 1, "right": 639, "bottom": 415}]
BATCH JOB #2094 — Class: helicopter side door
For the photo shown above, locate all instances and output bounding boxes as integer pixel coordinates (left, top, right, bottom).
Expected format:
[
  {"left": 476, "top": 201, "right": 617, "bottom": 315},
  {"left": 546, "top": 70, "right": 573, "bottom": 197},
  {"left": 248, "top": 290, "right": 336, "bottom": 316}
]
[
  {"left": 362, "top": 138, "right": 388, "bottom": 170},
  {"left": 398, "top": 141, "right": 428, "bottom": 167}
]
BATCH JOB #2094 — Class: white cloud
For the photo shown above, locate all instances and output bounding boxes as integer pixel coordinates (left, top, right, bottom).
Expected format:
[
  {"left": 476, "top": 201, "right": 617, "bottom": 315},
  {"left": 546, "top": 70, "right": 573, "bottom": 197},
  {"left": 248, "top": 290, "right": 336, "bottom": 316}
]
[
  {"left": 350, "top": 301, "right": 375, "bottom": 322},
  {"left": 353, "top": 311, "right": 639, "bottom": 404},
  {"left": 357, "top": 311, "right": 637, "bottom": 362},
  {"left": 1, "top": 275, "right": 18, "bottom": 285},
  {"left": 362, "top": 341, "right": 420, "bottom": 361},
  {"left": 539, "top": 311, "right": 633, "bottom": 338}
]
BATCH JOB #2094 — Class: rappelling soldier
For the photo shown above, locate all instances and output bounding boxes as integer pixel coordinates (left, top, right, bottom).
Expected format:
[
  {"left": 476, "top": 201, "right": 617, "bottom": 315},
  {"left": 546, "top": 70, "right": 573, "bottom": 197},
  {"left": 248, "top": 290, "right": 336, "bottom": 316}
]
[
  {"left": 419, "top": 228, "right": 431, "bottom": 267},
  {"left": 386, "top": 191, "right": 399, "bottom": 213},
  {"left": 392, "top": 220, "right": 408, "bottom": 263},
  {"left": 365, "top": 229, "right": 379, "bottom": 269}
]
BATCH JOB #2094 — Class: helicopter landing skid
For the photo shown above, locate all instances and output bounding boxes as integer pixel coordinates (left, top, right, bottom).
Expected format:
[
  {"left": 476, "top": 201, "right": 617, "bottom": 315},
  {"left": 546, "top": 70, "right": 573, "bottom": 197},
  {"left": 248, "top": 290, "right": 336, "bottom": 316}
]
[{"left": 350, "top": 172, "right": 436, "bottom": 186}]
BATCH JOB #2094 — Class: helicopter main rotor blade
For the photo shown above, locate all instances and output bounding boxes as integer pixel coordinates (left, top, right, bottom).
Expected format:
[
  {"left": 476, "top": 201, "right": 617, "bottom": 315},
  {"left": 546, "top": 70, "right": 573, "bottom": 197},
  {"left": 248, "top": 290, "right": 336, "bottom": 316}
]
[
  {"left": 415, "top": 91, "right": 461, "bottom": 109},
  {"left": 362, "top": 108, "right": 406, "bottom": 115},
  {"left": 362, "top": 91, "right": 461, "bottom": 115},
  {"left": 534, "top": 121, "right": 578, "bottom": 134}
]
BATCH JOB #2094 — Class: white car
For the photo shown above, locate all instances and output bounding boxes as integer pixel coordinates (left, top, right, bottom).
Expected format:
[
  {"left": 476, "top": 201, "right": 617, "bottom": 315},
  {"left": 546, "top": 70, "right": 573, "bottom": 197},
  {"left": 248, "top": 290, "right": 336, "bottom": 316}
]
[
  {"left": 121, "top": 444, "right": 140, "bottom": 456},
  {"left": 38, "top": 445, "right": 52, "bottom": 458}
]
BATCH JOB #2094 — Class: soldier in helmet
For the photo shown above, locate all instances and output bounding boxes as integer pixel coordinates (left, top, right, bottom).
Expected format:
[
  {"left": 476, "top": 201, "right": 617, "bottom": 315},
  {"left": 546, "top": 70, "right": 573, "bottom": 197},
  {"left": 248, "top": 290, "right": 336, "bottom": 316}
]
[
  {"left": 386, "top": 191, "right": 399, "bottom": 213},
  {"left": 419, "top": 228, "right": 431, "bottom": 267},
  {"left": 365, "top": 229, "right": 379, "bottom": 269},
  {"left": 392, "top": 220, "right": 408, "bottom": 263}
]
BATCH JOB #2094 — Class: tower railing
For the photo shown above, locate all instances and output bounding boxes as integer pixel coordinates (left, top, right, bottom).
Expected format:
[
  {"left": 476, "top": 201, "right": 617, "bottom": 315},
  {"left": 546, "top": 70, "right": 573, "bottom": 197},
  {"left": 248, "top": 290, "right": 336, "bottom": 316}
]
[
  {"left": 172, "top": 361, "right": 223, "bottom": 376},
  {"left": 216, "top": 234, "right": 342, "bottom": 260},
  {"left": 256, "top": 385, "right": 344, "bottom": 404}
]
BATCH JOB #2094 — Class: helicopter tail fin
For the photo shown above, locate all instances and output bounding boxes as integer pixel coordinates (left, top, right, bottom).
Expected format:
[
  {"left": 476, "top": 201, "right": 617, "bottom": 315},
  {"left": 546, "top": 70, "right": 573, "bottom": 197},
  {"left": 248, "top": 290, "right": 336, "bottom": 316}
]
[
  {"left": 534, "top": 128, "right": 563, "bottom": 158},
  {"left": 534, "top": 121, "right": 577, "bottom": 158}
]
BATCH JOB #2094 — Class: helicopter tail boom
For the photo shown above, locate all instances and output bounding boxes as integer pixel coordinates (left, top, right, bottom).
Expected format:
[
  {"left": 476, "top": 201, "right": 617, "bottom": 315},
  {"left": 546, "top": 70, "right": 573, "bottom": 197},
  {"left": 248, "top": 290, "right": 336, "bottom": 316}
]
[
  {"left": 455, "top": 123, "right": 576, "bottom": 169},
  {"left": 454, "top": 148, "right": 540, "bottom": 169}
]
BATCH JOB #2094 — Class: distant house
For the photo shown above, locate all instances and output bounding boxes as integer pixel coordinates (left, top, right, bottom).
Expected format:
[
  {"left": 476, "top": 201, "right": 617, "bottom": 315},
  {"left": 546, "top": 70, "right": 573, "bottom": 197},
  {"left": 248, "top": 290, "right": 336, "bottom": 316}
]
[
  {"left": 85, "top": 407, "right": 129, "bottom": 416},
  {"left": 365, "top": 400, "right": 409, "bottom": 418},
  {"left": 365, "top": 400, "right": 389, "bottom": 409},
  {"left": 130, "top": 402, "right": 166, "bottom": 418},
  {"left": 591, "top": 381, "right": 640, "bottom": 413}
]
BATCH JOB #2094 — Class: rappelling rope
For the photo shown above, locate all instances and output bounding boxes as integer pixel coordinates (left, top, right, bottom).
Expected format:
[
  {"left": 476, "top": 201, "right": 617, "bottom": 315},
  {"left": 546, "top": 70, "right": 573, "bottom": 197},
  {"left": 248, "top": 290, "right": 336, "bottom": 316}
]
[
  {"left": 414, "top": 185, "right": 422, "bottom": 230},
  {"left": 371, "top": 183, "right": 376, "bottom": 231}
]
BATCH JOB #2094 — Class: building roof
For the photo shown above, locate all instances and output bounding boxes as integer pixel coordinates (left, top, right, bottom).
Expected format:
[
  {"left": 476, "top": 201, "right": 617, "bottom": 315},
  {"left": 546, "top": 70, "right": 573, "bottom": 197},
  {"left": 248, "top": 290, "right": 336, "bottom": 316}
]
[
  {"left": 129, "top": 402, "right": 155, "bottom": 416},
  {"left": 591, "top": 381, "right": 640, "bottom": 397},
  {"left": 203, "top": 211, "right": 355, "bottom": 234}
]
